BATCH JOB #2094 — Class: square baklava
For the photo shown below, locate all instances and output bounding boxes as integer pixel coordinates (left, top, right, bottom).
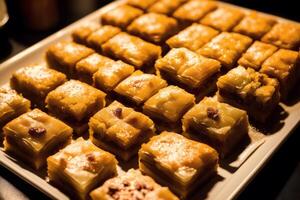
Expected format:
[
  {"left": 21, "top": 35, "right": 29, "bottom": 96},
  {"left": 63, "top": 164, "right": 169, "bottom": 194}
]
[
  {"left": 238, "top": 41, "right": 278, "bottom": 70},
  {"left": 182, "top": 97, "right": 249, "bottom": 157},
  {"left": 72, "top": 22, "right": 100, "bottom": 45},
  {"left": 11, "top": 64, "right": 67, "bottom": 106},
  {"left": 200, "top": 7, "right": 244, "bottom": 32},
  {"left": 173, "top": 0, "right": 217, "bottom": 23},
  {"left": 101, "top": 5, "right": 143, "bottom": 29},
  {"left": 217, "top": 66, "right": 280, "bottom": 123},
  {"left": 102, "top": 32, "right": 162, "bottom": 69},
  {"left": 127, "top": 13, "right": 179, "bottom": 44},
  {"left": 114, "top": 70, "right": 167, "bottom": 105},
  {"left": 166, "top": 23, "right": 219, "bottom": 51},
  {"left": 47, "top": 137, "right": 118, "bottom": 200},
  {"left": 148, "top": 0, "right": 187, "bottom": 16},
  {"left": 261, "top": 22, "right": 300, "bottom": 49},
  {"left": 156, "top": 48, "right": 221, "bottom": 98},
  {"left": 233, "top": 12, "right": 276, "bottom": 39},
  {"left": 75, "top": 53, "right": 115, "bottom": 84},
  {"left": 139, "top": 131, "right": 219, "bottom": 198},
  {"left": 0, "top": 88, "right": 30, "bottom": 129},
  {"left": 3, "top": 109, "right": 72, "bottom": 169},
  {"left": 260, "top": 49, "right": 300, "bottom": 99},
  {"left": 198, "top": 32, "right": 252, "bottom": 69},
  {"left": 90, "top": 169, "right": 179, "bottom": 200},
  {"left": 46, "top": 41, "right": 94, "bottom": 77},
  {"left": 86, "top": 25, "right": 121, "bottom": 52},
  {"left": 89, "top": 101, "right": 155, "bottom": 161},
  {"left": 93, "top": 60, "right": 135, "bottom": 92},
  {"left": 127, "top": 0, "right": 158, "bottom": 10},
  {"left": 45, "top": 80, "right": 106, "bottom": 134},
  {"left": 143, "top": 86, "right": 195, "bottom": 123}
]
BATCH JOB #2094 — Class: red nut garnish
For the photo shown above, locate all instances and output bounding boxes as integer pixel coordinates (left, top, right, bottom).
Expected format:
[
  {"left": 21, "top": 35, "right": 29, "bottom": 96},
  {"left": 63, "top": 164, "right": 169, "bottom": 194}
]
[
  {"left": 28, "top": 127, "right": 46, "bottom": 137},
  {"left": 207, "top": 107, "right": 219, "bottom": 120},
  {"left": 113, "top": 107, "right": 122, "bottom": 118}
]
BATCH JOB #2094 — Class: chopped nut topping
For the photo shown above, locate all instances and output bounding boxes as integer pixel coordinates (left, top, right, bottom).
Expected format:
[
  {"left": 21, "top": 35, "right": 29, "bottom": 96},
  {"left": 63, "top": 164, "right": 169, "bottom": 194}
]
[
  {"left": 113, "top": 107, "right": 122, "bottom": 118},
  {"left": 126, "top": 117, "right": 138, "bottom": 126},
  {"left": 28, "top": 127, "right": 46, "bottom": 137},
  {"left": 207, "top": 107, "right": 219, "bottom": 120},
  {"left": 86, "top": 153, "right": 95, "bottom": 162}
]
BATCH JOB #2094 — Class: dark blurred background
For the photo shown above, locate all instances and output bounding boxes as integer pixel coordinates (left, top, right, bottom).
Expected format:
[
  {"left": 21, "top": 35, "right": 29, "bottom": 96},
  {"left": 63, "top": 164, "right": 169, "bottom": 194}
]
[{"left": 0, "top": 0, "right": 299, "bottom": 200}]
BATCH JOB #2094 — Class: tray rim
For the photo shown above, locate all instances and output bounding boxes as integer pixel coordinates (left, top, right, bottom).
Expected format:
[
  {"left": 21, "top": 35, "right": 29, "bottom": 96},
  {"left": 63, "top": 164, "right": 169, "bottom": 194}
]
[{"left": 0, "top": 1, "right": 300, "bottom": 200}]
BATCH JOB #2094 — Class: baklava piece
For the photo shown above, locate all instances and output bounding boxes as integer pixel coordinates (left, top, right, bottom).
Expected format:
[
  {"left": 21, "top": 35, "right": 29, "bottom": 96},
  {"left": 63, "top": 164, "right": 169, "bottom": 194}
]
[
  {"left": 101, "top": 5, "right": 143, "bottom": 29},
  {"left": 86, "top": 25, "right": 121, "bottom": 52},
  {"left": 143, "top": 86, "right": 195, "bottom": 123},
  {"left": 139, "top": 131, "right": 219, "bottom": 198},
  {"left": 46, "top": 41, "right": 94, "bottom": 77},
  {"left": 114, "top": 70, "right": 167, "bottom": 105},
  {"left": 156, "top": 48, "right": 221, "bottom": 98},
  {"left": 198, "top": 32, "right": 252, "bottom": 69},
  {"left": 166, "top": 23, "right": 219, "bottom": 51},
  {"left": 0, "top": 88, "right": 30, "bottom": 129},
  {"left": 102, "top": 32, "right": 162, "bottom": 69},
  {"left": 261, "top": 22, "right": 300, "bottom": 49},
  {"left": 47, "top": 138, "right": 117, "bottom": 200},
  {"left": 127, "top": 0, "right": 158, "bottom": 10},
  {"left": 260, "top": 49, "right": 300, "bottom": 99},
  {"left": 127, "top": 13, "right": 179, "bottom": 44},
  {"left": 217, "top": 66, "right": 280, "bottom": 123},
  {"left": 233, "top": 12, "right": 276, "bottom": 39},
  {"left": 89, "top": 101, "right": 155, "bottom": 161},
  {"left": 72, "top": 22, "right": 100, "bottom": 45},
  {"left": 173, "top": 0, "right": 217, "bottom": 23},
  {"left": 90, "top": 169, "right": 179, "bottom": 200},
  {"left": 3, "top": 109, "right": 72, "bottom": 169},
  {"left": 200, "top": 7, "right": 244, "bottom": 32},
  {"left": 93, "top": 60, "right": 135, "bottom": 92},
  {"left": 148, "top": 0, "right": 187, "bottom": 16},
  {"left": 11, "top": 64, "right": 67, "bottom": 106},
  {"left": 182, "top": 97, "right": 249, "bottom": 157},
  {"left": 45, "top": 80, "right": 106, "bottom": 134},
  {"left": 238, "top": 41, "right": 278, "bottom": 70},
  {"left": 75, "top": 53, "right": 114, "bottom": 84}
]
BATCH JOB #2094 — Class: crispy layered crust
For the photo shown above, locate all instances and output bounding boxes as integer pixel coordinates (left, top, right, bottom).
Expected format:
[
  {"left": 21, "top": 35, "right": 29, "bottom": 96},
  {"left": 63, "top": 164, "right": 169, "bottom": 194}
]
[
  {"left": 143, "top": 86, "right": 195, "bottom": 122},
  {"left": 261, "top": 22, "right": 300, "bottom": 49},
  {"left": 0, "top": 88, "right": 31, "bottom": 128},
  {"left": 93, "top": 60, "right": 135, "bottom": 92},
  {"left": 148, "top": 0, "right": 187, "bottom": 16},
  {"left": 155, "top": 48, "right": 221, "bottom": 90},
  {"left": 198, "top": 32, "right": 252, "bottom": 69},
  {"left": 238, "top": 41, "right": 278, "bottom": 70},
  {"left": 200, "top": 7, "right": 244, "bottom": 32},
  {"left": 89, "top": 101, "right": 155, "bottom": 160},
  {"left": 182, "top": 97, "right": 249, "bottom": 157},
  {"left": 173, "top": 0, "right": 217, "bottom": 23},
  {"left": 46, "top": 41, "right": 94, "bottom": 77},
  {"left": 3, "top": 109, "right": 72, "bottom": 169},
  {"left": 114, "top": 70, "right": 167, "bottom": 105},
  {"left": 90, "top": 169, "right": 179, "bottom": 200},
  {"left": 260, "top": 49, "right": 300, "bottom": 99},
  {"left": 127, "top": 13, "right": 179, "bottom": 44},
  {"left": 75, "top": 53, "right": 115, "bottom": 84},
  {"left": 47, "top": 138, "right": 118, "bottom": 200},
  {"left": 217, "top": 66, "right": 280, "bottom": 122},
  {"left": 139, "top": 132, "right": 218, "bottom": 198},
  {"left": 233, "top": 12, "right": 276, "bottom": 39},
  {"left": 101, "top": 5, "right": 143, "bottom": 29},
  {"left": 86, "top": 25, "right": 121, "bottom": 52},
  {"left": 166, "top": 23, "right": 219, "bottom": 51},
  {"left": 102, "top": 32, "right": 162, "bottom": 69},
  {"left": 72, "top": 22, "right": 100, "bottom": 45},
  {"left": 45, "top": 80, "right": 106, "bottom": 122},
  {"left": 127, "top": 0, "right": 158, "bottom": 10},
  {"left": 10, "top": 64, "right": 67, "bottom": 106}
]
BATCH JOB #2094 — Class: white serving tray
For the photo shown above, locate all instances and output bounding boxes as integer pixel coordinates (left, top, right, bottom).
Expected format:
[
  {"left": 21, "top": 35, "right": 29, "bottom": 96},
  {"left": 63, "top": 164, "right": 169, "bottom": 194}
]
[{"left": 0, "top": 1, "right": 299, "bottom": 200}]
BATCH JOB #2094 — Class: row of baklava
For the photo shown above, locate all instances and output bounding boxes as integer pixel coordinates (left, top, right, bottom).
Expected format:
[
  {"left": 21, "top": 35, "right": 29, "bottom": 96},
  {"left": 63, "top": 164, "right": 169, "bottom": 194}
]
[{"left": 94, "top": 0, "right": 300, "bottom": 51}]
